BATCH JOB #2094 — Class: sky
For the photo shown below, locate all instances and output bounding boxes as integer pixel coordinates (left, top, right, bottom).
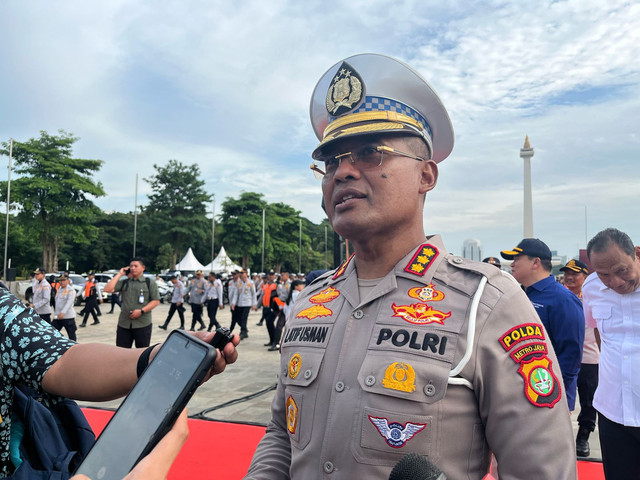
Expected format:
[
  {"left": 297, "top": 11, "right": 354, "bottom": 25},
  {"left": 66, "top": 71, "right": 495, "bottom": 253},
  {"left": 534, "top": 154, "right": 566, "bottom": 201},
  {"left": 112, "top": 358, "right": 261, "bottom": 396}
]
[{"left": 1, "top": 0, "right": 639, "bottom": 261}]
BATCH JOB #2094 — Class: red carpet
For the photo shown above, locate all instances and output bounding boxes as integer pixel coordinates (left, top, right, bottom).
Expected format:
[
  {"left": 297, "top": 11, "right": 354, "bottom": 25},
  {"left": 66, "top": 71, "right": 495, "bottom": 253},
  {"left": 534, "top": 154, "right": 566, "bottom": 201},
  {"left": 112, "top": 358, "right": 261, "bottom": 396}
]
[{"left": 82, "top": 408, "right": 604, "bottom": 479}]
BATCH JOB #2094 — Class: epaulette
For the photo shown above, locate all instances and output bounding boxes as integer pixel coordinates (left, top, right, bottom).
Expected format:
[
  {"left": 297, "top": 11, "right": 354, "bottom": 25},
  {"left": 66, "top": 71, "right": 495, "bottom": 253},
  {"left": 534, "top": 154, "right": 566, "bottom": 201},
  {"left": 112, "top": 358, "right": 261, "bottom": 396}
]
[{"left": 443, "top": 254, "right": 504, "bottom": 281}]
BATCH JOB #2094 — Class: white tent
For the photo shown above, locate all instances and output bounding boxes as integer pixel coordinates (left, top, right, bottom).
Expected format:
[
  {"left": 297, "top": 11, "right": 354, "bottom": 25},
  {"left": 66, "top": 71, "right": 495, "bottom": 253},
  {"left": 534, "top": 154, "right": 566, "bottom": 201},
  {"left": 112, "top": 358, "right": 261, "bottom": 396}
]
[
  {"left": 202, "top": 246, "right": 242, "bottom": 274},
  {"left": 175, "top": 248, "right": 206, "bottom": 272}
]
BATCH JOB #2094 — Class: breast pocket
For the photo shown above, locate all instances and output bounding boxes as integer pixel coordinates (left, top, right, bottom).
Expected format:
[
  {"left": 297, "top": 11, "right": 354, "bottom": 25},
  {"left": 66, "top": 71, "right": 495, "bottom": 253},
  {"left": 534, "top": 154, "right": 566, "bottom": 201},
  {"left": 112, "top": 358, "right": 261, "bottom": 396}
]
[
  {"left": 592, "top": 305, "right": 613, "bottom": 335},
  {"left": 280, "top": 348, "right": 326, "bottom": 449},
  {"left": 352, "top": 348, "right": 453, "bottom": 466}
]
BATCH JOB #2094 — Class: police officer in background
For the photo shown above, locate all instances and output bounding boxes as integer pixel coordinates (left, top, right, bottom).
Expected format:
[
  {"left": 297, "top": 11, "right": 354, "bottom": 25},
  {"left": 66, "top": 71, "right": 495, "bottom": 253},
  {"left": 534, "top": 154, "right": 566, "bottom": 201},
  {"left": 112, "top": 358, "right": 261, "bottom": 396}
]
[
  {"left": 30, "top": 267, "right": 52, "bottom": 323},
  {"left": 245, "top": 54, "right": 576, "bottom": 479}
]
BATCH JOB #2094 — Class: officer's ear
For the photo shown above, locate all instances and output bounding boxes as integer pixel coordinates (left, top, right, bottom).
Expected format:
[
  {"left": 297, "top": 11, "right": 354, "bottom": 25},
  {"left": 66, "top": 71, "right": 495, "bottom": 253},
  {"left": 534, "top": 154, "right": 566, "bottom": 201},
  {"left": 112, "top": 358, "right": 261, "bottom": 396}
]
[{"left": 418, "top": 159, "right": 438, "bottom": 195}]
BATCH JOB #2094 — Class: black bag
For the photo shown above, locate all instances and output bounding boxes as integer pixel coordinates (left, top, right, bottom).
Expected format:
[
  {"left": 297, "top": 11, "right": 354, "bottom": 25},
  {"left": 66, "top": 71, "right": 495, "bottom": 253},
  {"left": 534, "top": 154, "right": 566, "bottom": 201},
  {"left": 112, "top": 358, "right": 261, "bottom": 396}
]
[{"left": 7, "top": 385, "right": 95, "bottom": 479}]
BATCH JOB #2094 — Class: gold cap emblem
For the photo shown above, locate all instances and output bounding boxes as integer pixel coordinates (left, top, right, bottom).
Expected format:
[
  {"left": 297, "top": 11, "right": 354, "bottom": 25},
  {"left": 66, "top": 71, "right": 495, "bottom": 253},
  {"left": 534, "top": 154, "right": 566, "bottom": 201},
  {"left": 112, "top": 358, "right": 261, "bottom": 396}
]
[{"left": 325, "top": 62, "right": 364, "bottom": 116}]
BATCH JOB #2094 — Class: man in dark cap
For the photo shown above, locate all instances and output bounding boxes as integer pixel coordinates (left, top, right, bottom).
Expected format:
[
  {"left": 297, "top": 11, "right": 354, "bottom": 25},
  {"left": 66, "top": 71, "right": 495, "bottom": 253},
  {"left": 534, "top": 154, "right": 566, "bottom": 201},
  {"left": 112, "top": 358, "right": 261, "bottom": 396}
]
[
  {"left": 482, "top": 257, "right": 501, "bottom": 269},
  {"left": 501, "top": 239, "right": 585, "bottom": 413},
  {"left": 246, "top": 54, "right": 576, "bottom": 479},
  {"left": 560, "top": 259, "right": 599, "bottom": 457}
]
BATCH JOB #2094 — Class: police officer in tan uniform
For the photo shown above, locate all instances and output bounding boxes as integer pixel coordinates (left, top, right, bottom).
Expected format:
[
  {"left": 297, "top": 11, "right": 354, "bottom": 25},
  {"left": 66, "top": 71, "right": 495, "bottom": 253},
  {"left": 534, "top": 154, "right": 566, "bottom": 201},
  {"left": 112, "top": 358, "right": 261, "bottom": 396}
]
[{"left": 245, "top": 54, "right": 576, "bottom": 479}]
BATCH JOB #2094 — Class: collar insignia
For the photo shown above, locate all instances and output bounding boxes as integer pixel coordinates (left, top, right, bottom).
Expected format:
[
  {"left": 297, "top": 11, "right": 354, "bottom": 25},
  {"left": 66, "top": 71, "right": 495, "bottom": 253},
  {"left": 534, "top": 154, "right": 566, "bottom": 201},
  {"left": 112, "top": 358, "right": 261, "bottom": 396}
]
[
  {"left": 326, "top": 62, "right": 364, "bottom": 116},
  {"left": 392, "top": 302, "right": 451, "bottom": 325},
  {"left": 404, "top": 244, "right": 439, "bottom": 276},
  {"left": 407, "top": 283, "right": 444, "bottom": 302},
  {"left": 369, "top": 416, "right": 426, "bottom": 448},
  {"left": 382, "top": 362, "right": 416, "bottom": 393},
  {"left": 332, "top": 253, "right": 354, "bottom": 280}
]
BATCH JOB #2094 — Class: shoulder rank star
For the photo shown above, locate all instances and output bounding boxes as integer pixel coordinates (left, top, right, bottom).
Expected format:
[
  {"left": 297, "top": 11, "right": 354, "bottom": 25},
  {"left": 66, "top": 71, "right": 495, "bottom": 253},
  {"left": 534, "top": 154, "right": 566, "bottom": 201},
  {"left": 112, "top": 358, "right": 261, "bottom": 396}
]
[{"left": 404, "top": 244, "right": 439, "bottom": 276}]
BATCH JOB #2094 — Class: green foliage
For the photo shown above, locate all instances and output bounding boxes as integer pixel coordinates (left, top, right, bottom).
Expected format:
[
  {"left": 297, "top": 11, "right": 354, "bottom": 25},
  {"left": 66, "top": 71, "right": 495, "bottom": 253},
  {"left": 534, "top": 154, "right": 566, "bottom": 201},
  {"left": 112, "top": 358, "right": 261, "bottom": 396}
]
[
  {"left": 0, "top": 131, "right": 105, "bottom": 272},
  {"left": 219, "top": 192, "right": 267, "bottom": 269},
  {"left": 156, "top": 243, "right": 174, "bottom": 271},
  {"left": 143, "top": 160, "right": 211, "bottom": 266},
  {"left": 218, "top": 192, "right": 332, "bottom": 273}
]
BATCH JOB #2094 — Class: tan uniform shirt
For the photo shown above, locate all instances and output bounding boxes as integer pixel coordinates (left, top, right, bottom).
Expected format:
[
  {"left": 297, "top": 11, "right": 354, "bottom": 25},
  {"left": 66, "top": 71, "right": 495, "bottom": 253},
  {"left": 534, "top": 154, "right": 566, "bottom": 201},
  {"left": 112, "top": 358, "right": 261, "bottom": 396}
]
[{"left": 246, "top": 236, "right": 576, "bottom": 479}]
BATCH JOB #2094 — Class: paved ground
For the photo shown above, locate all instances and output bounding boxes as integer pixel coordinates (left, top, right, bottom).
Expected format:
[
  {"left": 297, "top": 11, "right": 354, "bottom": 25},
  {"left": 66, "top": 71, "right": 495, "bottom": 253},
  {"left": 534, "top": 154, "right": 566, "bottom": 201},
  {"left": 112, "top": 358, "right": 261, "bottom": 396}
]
[
  {"left": 50, "top": 300, "right": 603, "bottom": 461},
  {"left": 74, "top": 302, "right": 280, "bottom": 426}
]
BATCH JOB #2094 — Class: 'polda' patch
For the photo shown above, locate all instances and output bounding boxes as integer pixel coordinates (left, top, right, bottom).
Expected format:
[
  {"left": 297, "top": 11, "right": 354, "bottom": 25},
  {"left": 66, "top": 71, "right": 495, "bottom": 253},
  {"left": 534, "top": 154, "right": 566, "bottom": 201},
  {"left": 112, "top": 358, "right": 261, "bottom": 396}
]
[{"left": 499, "top": 323, "right": 545, "bottom": 351}]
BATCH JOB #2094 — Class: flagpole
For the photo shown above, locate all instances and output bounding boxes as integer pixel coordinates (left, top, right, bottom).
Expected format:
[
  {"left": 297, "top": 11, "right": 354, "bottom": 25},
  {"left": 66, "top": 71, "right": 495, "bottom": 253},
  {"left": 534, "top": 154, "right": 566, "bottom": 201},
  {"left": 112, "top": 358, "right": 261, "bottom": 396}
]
[
  {"left": 3, "top": 139, "right": 13, "bottom": 282},
  {"left": 261, "top": 209, "right": 265, "bottom": 272},
  {"left": 133, "top": 173, "right": 138, "bottom": 257},
  {"left": 211, "top": 195, "right": 216, "bottom": 266}
]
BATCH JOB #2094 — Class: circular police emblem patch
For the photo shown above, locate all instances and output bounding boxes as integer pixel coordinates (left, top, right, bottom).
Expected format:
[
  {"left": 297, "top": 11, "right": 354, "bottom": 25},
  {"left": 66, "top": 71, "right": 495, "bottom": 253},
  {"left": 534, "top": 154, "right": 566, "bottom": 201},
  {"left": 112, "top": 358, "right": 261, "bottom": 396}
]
[{"left": 529, "top": 366, "right": 554, "bottom": 396}]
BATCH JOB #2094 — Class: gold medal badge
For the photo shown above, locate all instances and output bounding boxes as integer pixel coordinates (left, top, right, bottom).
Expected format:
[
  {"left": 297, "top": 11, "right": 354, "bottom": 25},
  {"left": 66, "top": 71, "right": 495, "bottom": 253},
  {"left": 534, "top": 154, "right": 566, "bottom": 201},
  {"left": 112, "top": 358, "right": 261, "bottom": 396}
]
[
  {"left": 382, "top": 362, "right": 416, "bottom": 393},
  {"left": 325, "top": 62, "right": 364, "bottom": 116},
  {"left": 286, "top": 396, "right": 299, "bottom": 434},
  {"left": 408, "top": 283, "right": 445, "bottom": 302},
  {"left": 288, "top": 353, "right": 302, "bottom": 379}
]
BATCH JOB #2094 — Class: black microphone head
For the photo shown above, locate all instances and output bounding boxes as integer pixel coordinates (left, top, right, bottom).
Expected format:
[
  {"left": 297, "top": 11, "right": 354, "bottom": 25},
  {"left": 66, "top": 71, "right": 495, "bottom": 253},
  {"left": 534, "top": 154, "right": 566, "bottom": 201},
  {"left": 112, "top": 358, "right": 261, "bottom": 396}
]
[{"left": 389, "top": 453, "right": 445, "bottom": 480}]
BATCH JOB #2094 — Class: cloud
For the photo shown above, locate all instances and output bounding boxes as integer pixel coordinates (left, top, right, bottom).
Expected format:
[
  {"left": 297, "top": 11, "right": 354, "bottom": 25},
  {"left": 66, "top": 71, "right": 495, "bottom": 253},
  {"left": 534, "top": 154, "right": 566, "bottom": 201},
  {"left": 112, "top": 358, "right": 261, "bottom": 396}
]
[{"left": 1, "top": 0, "right": 639, "bottom": 259}]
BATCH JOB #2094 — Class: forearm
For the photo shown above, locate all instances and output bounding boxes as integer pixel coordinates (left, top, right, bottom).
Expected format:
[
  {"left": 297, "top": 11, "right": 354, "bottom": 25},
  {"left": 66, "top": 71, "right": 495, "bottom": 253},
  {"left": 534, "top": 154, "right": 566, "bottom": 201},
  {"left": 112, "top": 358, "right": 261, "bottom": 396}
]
[
  {"left": 145, "top": 299, "right": 160, "bottom": 311},
  {"left": 104, "top": 274, "right": 123, "bottom": 293},
  {"left": 42, "top": 343, "right": 144, "bottom": 401}
]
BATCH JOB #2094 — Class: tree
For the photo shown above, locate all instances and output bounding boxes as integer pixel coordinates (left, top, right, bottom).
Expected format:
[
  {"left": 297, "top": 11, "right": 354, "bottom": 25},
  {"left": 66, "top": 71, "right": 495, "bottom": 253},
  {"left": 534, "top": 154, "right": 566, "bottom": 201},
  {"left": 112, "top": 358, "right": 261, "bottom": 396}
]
[
  {"left": 156, "top": 243, "right": 174, "bottom": 271},
  {"left": 219, "top": 192, "right": 266, "bottom": 269},
  {"left": 143, "top": 160, "right": 211, "bottom": 267},
  {"left": 0, "top": 131, "right": 105, "bottom": 272}
]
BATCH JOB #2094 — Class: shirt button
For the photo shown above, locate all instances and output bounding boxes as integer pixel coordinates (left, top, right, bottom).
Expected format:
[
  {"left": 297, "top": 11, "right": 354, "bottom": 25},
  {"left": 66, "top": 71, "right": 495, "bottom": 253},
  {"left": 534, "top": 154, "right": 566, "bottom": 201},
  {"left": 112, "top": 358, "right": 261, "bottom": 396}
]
[
  {"left": 335, "top": 381, "right": 345, "bottom": 392},
  {"left": 353, "top": 310, "right": 364, "bottom": 319},
  {"left": 304, "top": 369, "right": 312, "bottom": 379},
  {"left": 365, "top": 375, "right": 376, "bottom": 386},
  {"left": 424, "top": 384, "right": 436, "bottom": 396},
  {"left": 324, "top": 461, "right": 334, "bottom": 473},
  {"left": 452, "top": 256, "right": 464, "bottom": 264}
]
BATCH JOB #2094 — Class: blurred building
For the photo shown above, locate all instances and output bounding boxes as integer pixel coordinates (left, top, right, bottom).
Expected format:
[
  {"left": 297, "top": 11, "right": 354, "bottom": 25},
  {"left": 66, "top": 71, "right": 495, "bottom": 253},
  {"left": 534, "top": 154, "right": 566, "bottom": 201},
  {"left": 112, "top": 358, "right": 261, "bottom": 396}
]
[{"left": 462, "top": 238, "right": 483, "bottom": 262}]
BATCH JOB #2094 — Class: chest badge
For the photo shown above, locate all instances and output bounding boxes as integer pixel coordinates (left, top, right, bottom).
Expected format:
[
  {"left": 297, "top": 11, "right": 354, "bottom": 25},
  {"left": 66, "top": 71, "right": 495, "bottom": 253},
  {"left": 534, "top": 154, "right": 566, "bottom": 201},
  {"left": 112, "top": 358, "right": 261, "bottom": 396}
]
[
  {"left": 382, "top": 362, "right": 416, "bottom": 393},
  {"left": 392, "top": 303, "right": 451, "bottom": 325},
  {"left": 286, "top": 396, "right": 299, "bottom": 434},
  {"left": 288, "top": 353, "right": 302, "bottom": 379},
  {"left": 309, "top": 286, "right": 340, "bottom": 304},
  {"left": 408, "top": 283, "right": 444, "bottom": 302},
  {"left": 296, "top": 304, "right": 333, "bottom": 320},
  {"left": 369, "top": 416, "right": 426, "bottom": 448}
]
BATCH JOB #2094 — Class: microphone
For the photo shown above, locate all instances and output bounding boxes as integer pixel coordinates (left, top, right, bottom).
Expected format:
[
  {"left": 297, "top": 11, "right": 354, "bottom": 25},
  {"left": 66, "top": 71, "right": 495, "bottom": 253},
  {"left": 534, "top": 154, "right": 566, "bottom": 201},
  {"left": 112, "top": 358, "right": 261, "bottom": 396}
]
[{"left": 389, "top": 453, "right": 447, "bottom": 480}]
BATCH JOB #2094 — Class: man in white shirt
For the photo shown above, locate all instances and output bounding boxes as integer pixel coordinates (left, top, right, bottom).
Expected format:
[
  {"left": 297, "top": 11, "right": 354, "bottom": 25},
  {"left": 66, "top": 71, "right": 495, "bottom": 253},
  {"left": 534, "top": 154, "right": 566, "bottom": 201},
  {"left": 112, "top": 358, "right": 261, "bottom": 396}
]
[{"left": 583, "top": 227, "right": 640, "bottom": 479}]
